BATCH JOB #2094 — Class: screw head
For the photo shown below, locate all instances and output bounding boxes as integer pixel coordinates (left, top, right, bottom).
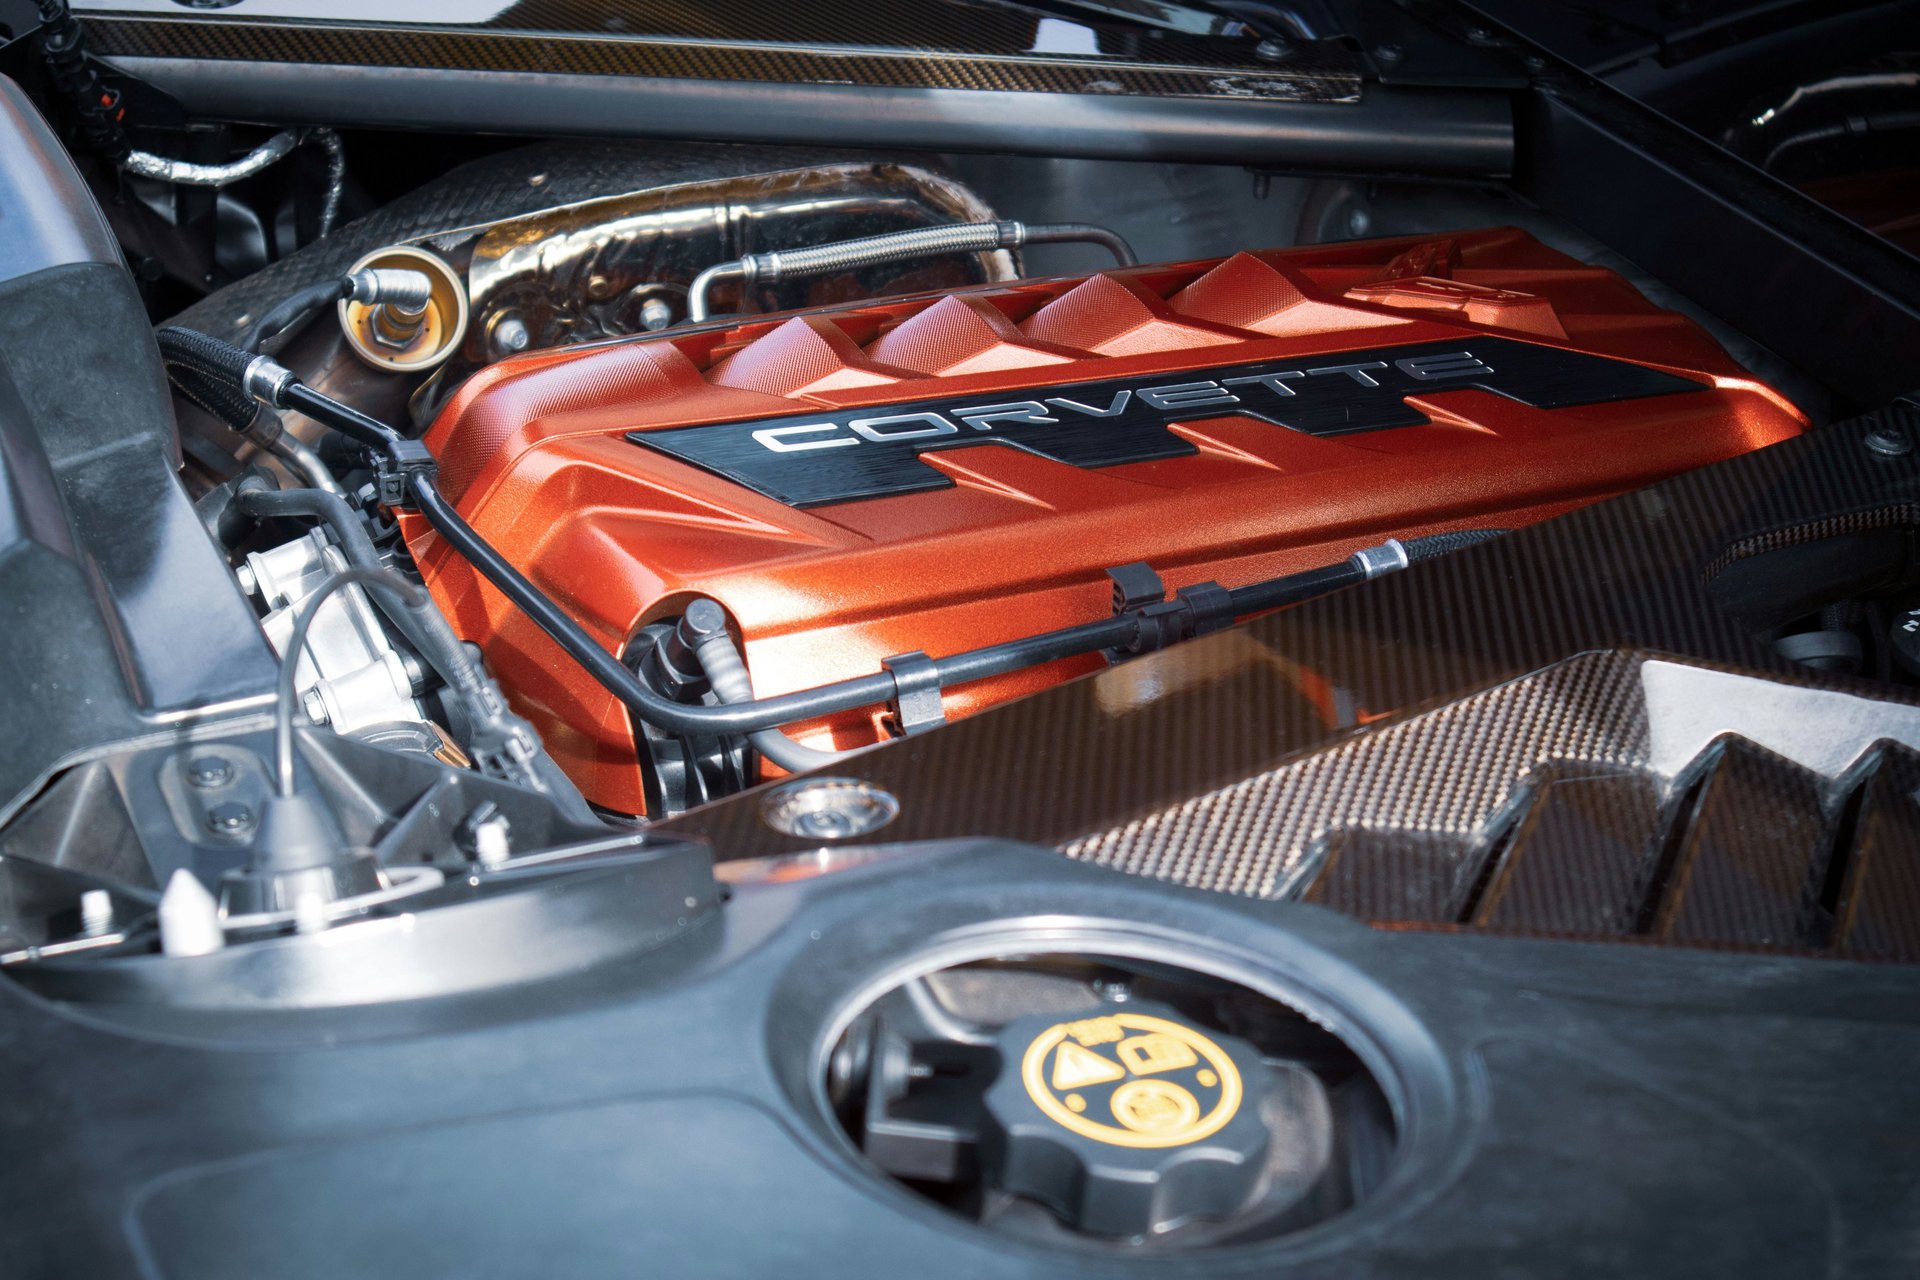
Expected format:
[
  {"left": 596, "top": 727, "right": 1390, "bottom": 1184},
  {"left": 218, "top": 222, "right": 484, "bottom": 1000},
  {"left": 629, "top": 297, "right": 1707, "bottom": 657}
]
[
  {"left": 679, "top": 598, "right": 730, "bottom": 641},
  {"left": 1865, "top": 422, "right": 1914, "bottom": 458},
  {"left": 186, "top": 755, "right": 234, "bottom": 789},
  {"left": 1253, "top": 36, "right": 1293, "bottom": 63},
  {"left": 206, "top": 802, "right": 255, "bottom": 837},
  {"left": 761, "top": 777, "right": 900, "bottom": 841},
  {"left": 1373, "top": 43, "right": 1405, "bottom": 64}
]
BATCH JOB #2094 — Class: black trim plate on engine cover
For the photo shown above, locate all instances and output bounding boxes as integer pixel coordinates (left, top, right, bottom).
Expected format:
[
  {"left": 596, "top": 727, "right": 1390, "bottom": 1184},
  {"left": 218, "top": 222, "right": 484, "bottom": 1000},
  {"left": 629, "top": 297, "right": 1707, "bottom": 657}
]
[{"left": 628, "top": 337, "right": 1703, "bottom": 507}]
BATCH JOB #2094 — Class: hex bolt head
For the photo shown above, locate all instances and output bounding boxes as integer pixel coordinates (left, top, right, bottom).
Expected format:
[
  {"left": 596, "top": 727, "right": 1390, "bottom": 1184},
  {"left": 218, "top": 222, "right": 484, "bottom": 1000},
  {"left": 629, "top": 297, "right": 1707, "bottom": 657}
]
[
  {"left": 206, "top": 802, "right": 256, "bottom": 837},
  {"left": 491, "top": 314, "right": 532, "bottom": 358},
  {"left": 186, "top": 755, "right": 234, "bottom": 789},
  {"left": 640, "top": 297, "right": 675, "bottom": 331},
  {"left": 1253, "top": 36, "right": 1293, "bottom": 62}
]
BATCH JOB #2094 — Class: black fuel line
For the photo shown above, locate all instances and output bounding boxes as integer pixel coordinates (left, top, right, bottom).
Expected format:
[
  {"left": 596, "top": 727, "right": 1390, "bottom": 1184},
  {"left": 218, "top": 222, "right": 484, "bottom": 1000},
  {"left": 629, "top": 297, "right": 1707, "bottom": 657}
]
[{"left": 158, "top": 326, "right": 1507, "bottom": 738}]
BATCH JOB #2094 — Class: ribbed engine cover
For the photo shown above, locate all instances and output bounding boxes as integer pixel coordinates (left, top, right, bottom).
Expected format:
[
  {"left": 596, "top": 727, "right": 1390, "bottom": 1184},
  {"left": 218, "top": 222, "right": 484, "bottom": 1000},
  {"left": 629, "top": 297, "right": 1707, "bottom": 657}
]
[{"left": 410, "top": 227, "right": 1804, "bottom": 814}]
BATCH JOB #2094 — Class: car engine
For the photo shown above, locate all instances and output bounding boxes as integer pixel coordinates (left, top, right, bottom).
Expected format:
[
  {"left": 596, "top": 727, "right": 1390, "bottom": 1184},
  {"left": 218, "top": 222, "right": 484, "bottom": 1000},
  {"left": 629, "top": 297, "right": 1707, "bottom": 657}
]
[
  {"left": 419, "top": 226, "right": 1800, "bottom": 810},
  {"left": 1, "top": 1, "right": 1917, "bottom": 1275}
]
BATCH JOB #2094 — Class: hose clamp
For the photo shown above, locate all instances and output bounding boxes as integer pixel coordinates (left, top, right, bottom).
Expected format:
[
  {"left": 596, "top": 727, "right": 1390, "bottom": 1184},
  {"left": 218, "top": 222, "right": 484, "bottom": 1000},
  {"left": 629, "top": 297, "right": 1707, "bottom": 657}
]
[
  {"left": 1348, "top": 539, "right": 1411, "bottom": 579},
  {"left": 241, "top": 354, "right": 296, "bottom": 408},
  {"left": 882, "top": 651, "right": 945, "bottom": 737}
]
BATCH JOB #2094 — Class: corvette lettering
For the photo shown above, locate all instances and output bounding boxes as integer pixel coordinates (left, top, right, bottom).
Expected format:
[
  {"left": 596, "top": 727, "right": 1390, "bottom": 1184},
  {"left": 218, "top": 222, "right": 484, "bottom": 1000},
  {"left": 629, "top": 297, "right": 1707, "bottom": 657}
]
[
  {"left": 747, "top": 351, "right": 1493, "bottom": 455},
  {"left": 630, "top": 337, "right": 1701, "bottom": 507}
]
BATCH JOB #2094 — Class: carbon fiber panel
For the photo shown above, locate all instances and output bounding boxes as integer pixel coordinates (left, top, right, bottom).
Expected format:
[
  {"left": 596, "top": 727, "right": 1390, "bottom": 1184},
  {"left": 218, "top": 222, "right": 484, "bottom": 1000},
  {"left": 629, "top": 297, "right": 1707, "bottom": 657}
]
[
  {"left": 658, "top": 408, "right": 1920, "bottom": 960},
  {"left": 82, "top": 4, "right": 1361, "bottom": 102}
]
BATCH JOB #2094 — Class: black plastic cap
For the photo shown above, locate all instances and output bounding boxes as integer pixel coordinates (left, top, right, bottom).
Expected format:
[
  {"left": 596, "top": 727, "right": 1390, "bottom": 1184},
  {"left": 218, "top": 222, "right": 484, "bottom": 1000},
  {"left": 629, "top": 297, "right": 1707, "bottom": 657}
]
[{"left": 978, "top": 1003, "right": 1272, "bottom": 1239}]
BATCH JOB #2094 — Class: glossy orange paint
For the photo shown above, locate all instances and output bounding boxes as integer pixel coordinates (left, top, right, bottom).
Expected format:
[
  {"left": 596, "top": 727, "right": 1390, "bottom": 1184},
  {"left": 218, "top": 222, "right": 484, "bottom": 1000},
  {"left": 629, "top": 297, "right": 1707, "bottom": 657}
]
[{"left": 405, "top": 227, "right": 1806, "bottom": 815}]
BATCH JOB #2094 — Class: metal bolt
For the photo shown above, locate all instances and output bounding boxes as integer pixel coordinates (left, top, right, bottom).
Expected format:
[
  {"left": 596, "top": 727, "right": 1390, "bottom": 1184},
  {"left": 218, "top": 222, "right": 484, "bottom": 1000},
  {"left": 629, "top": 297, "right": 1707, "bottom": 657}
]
[
  {"left": 639, "top": 297, "right": 674, "bottom": 331},
  {"left": 206, "top": 802, "right": 255, "bottom": 837},
  {"left": 1346, "top": 207, "right": 1373, "bottom": 238},
  {"left": 302, "top": 689, "right": 331, "bottom": 725},
  {"left": 1253, "top": 36, "right": 1293, "bottom": 62},
  {"left": 1464, "top": 25, "right": 1495, "bottom": 44},
  {"left": 79, "top": 889, "right": 114, "bottom": 936},
  {"left": 1865, "top": 422, "right": 1914, "bottom": 458},
  {"left": 1373, "top": 43, "right": 1405, "bottom": 64},
  {"left": 491, "top": 314, "right": 532, "bottom": 358},
  {"left": 186, "top": 754, "right": 234, "bottom": 789},
  {"left": 677, "top": 598, "right": 730, "bottom": 647},
  {"left": 527, "top": 172, "right": 548, "bottom": 188}
]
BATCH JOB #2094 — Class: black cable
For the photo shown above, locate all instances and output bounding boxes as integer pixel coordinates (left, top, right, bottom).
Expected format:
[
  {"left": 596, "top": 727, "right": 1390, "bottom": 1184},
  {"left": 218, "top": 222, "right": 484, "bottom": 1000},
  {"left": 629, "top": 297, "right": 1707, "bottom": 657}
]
[
  {"left": 242, "top": 278, "right": 350, "bottom": 353},
  {"left": 410, "top": 475, "right": 904, "bottom": 736},
  {"left": 1024, "top": 222, "right": 1140, "bottom": 267},
  {"left": 164, "top": 324, "right": 1511, "bottom": 739},
  {"left": 275, "top": 567, "right": 426, "bottom": 798},
  {"left": 34, "top": 0, "right": 130, "bottom": 161}
]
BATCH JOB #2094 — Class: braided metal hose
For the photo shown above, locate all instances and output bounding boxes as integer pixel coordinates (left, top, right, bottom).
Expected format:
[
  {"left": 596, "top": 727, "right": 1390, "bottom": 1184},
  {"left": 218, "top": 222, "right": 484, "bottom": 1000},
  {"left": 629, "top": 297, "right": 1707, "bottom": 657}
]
[{"left": 686, "top": 220, "right": 1136, "bottom": 322}]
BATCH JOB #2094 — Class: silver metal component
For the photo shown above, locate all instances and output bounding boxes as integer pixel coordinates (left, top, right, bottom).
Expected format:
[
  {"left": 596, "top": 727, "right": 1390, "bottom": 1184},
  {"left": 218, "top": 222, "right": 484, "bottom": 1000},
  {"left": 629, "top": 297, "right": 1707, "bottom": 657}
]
[
  {"left": 488, "top": 312, "right": 532, "bottom": 358},
  {"left": 218, "top": 865, "right": 445, "bottom": 933},
  {"left": 292, "top": 892, "right": 330, "bottom": 936},
  {"left": 158, "top": 869, "right": 226, "bottom": 958},
  {"left": 311, "top": 127, "right": 346, "bottom": 236},
  {"left": 461, "top": 162, "right": 1014, "bottom": 368},
  {"left": 686, "top": 218, "right": 1134, "bottom": 322},
  {"left": 262, "top": 432, "right": 346, "bottom": 497},
  {"left": 120, "top": 130, "right": 299, "bottom": 185},
  {"left": 242, "top": 530, "right": 432, "bottom": 741},
  {"left": 241, "top": 353, "right": 295, "bottom": 406},
  {"left": 337, "top": 245, "right": 468, "bottom": 372},
  {"left": 471, "top": 815, "right": 512, "bottom": 868},
  {"left": 79, "top": 890, "right": 113, "bottom": 937},
  {"left": 760, "top": 777, "right": 900, "bottom": 841},
  {"left": 1865, "top": 422, "right": 1913, "bottom": 458},
  {"left": 347, "top": 267, "right": 434, "bottom": 311},
  {"left": 1348, "top": 539, "right": 1411, "bottom": 579},
  {"left": 638, "top": 297, "right": 674, "bottom": 331}
]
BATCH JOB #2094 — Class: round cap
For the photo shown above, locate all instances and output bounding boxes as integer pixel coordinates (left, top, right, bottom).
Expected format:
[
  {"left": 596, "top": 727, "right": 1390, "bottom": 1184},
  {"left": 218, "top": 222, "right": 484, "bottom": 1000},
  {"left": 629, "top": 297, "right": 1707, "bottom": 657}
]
[{"left": 979, "top": 1003, "right": 1272, "bottom": 1238}]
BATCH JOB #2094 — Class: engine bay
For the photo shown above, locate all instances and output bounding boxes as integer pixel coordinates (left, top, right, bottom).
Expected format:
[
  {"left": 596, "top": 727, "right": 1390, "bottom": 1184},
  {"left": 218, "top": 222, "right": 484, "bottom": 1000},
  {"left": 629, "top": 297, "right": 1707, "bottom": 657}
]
[{"left": 1, "top": 1, "right": 1918, "bottom": 1274}]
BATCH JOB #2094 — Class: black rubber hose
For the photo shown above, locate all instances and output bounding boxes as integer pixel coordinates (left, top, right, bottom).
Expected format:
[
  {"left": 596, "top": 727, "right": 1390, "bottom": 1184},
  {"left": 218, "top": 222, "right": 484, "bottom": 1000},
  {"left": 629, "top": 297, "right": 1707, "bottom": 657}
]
[
  {"left": 282, "top": 383, "right": 403, "bottom": 450},
  {"left": 166, "top": 324, "right": 1510, "bottom": 737},
  {"left": 1228, "top": 562, "right": 1363, "bottom": 615},
  {"left": 410, "top": 475, "right": 905, "bottom": 736},
  {"left": 166, "top": 364, "right": 260, "bottom": 434},
  {"left": 156, "top": 324, "right": 258, "bottom": 390},
  {"left": 1402, "top": 528, "right": 1510, "bottom": 563},
  {"left": 242, "top": 277, "right": 349, "bottom": 353}
]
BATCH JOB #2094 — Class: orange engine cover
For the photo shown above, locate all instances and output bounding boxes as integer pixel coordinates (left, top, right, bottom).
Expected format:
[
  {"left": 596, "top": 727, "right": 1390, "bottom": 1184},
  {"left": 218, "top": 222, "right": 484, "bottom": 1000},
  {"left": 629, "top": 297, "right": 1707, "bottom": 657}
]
[{"left": 409, "top": 227, "right": 1804, "bottom": 814}]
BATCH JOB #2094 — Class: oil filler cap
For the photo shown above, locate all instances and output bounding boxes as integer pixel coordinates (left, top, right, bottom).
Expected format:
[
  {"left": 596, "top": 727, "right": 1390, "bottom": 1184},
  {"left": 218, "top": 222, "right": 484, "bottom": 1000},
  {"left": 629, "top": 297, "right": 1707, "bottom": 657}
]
[{"left": 980, "top": 1004, "right": 1272, "bottom": 1238}]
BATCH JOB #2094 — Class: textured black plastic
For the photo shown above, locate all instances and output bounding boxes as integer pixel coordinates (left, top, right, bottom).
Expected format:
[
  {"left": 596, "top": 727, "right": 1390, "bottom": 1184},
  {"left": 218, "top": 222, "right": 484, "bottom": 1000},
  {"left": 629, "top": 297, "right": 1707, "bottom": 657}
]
[{"left": 1, "top": 841, "right": 1916, "bottom": 1276}]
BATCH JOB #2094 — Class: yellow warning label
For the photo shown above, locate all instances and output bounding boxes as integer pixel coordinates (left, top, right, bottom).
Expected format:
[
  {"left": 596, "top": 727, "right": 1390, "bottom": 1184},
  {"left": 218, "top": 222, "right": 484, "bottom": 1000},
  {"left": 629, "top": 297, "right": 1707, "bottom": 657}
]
[
  {"left": 1020, "top": 1012, "right": 1242, "bottom": 1149},
  {"left": 1052, "top": 1040, "right": 1127, "bottom": 1090}
]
